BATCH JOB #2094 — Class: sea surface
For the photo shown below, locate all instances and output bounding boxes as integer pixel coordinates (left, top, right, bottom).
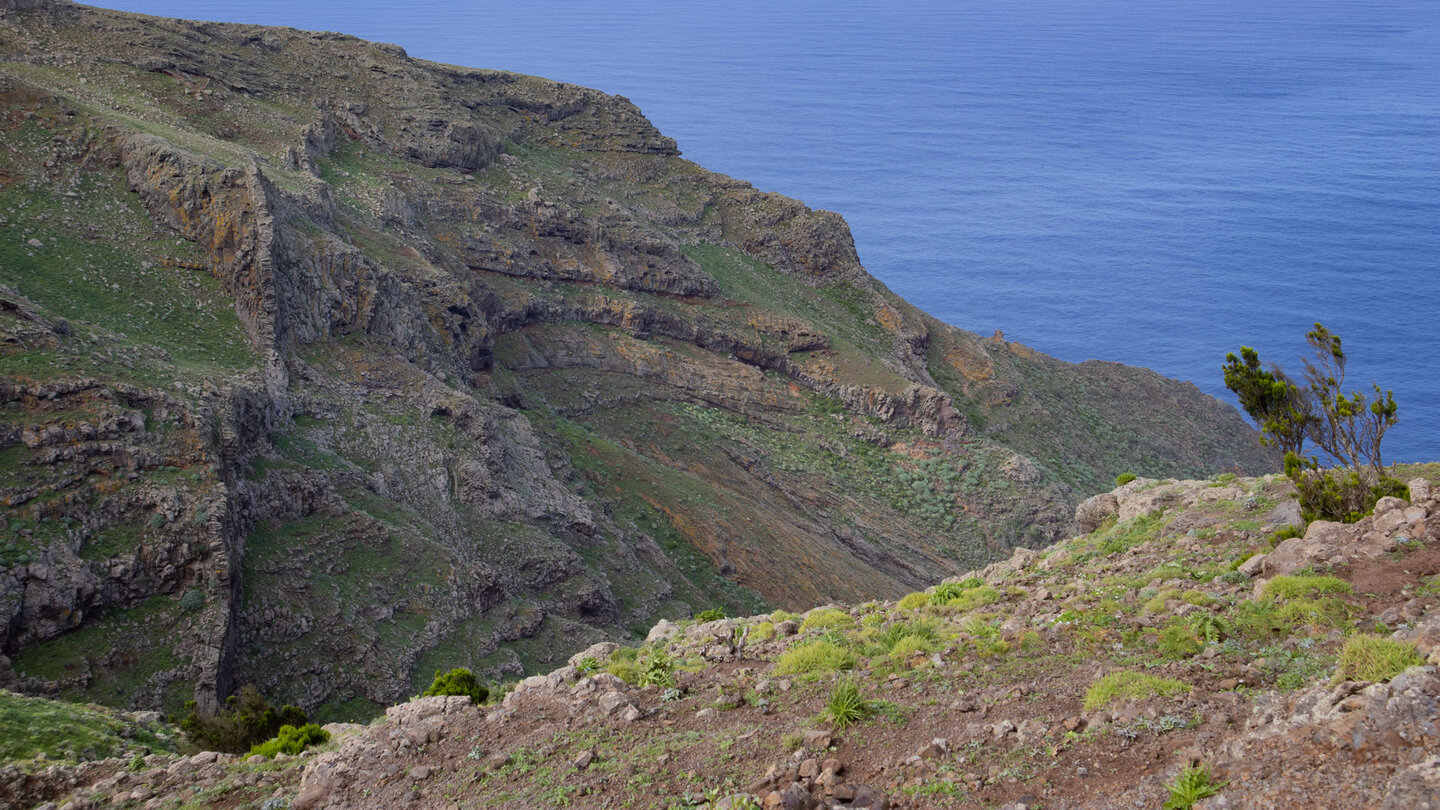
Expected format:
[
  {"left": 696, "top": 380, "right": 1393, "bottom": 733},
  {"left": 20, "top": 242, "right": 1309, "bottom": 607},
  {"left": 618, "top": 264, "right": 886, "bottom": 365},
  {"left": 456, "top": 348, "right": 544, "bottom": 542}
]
[{"left": 96, "top": 0, "right": 1440, "bottom": 463}]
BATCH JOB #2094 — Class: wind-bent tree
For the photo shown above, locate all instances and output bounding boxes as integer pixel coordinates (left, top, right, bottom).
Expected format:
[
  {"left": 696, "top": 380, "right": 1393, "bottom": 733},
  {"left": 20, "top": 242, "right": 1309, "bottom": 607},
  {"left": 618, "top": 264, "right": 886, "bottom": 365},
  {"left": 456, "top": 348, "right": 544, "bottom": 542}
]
[{"left": 1224, "top": 323, "right": 1402, "bottom": 522}]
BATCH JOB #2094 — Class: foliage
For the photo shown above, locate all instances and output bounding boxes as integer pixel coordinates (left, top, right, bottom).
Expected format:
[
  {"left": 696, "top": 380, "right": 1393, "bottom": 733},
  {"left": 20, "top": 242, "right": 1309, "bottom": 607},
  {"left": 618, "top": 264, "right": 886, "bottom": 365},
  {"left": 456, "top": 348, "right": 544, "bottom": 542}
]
[
  {"left": 604, "top": 647, "right": 642, "bottom": 684},
  {"left": 868, "top": 619, "right": 940, "bottom": 657},
  {"left": 897, "top": 591, "right": 929, "bottom": 611},
  {"left": 1285, "top": 453, "right": 1409, "bottom": 523},
  {"left": 1336, "top": 636, "right": 1423, "bottom": 683},
  {"left": 1163, "top": 763, "right": 1227, "bottom": 810},
  {"left": 1300, "top": 323, "right": 1398, "bottom": 475},
  {"left": 800, "top": 608, "right": 854, "bottom": 631},
  {"left": 639, "top": 648, "right": 677, "bottom": 688},
  {"left": 1222, "top": 345, "right": 1310, "bottom": 456},
  {"left": 1158, "top": 622, "right": 1204, "bottom": 660},
  {"left": 1225, "top": 324, "right": 1400, "bottom": 521},
  {"left": 1261, "top": 575, "right": 1351, "bottom": 601},
  {"left": 694, "top": 608, "right": 726, "bottom": 623},
  {"left": 1115, "top": 472, "right": 1137, "bottom": 486},
  {"left": 248, "top": 723, "right": 330, "bottom": 758},
  {"left": 1268, "top": 524, "right": 1304, "bottom": 544},
  {"left": 825, "top": 679, "right": 877, "bottom": 729},
  {"left": 180, "top": 685, "right": 307, "bottom": 754},
  {"left": 773, "top": 640, "right": 857, "bottom": 676},
  {"left": 422, "top": 668, "right": 489, "bottom": 704},
  {"left": 1083, "top": 671, "right": 1191, "bottom": 711}
]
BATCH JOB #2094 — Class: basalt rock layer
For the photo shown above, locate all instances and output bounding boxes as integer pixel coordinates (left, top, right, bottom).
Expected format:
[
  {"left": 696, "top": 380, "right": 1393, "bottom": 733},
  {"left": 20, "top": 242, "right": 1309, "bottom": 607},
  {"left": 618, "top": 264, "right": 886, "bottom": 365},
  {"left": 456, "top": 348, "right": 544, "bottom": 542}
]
[{"left": 0, "top": 0, "right": 1274, "bottom": 720}]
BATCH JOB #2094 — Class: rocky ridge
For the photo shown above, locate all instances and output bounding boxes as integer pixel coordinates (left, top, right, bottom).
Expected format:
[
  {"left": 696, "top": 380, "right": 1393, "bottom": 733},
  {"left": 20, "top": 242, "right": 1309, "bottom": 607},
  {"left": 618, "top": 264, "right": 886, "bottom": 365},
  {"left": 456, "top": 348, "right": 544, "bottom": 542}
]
[
  {"left": 3, "top": 467, "right": 1439, "bottom": 809},
  {"left": 1, "top": 0, "right": 1274, "bottom": 721}
]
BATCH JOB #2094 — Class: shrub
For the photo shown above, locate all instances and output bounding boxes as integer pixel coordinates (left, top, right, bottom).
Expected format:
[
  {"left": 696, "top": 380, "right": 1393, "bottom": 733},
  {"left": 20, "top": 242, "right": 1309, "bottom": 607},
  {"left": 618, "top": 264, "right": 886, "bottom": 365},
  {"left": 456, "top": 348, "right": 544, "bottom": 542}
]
[
  {"left": 750, "top": 621, "right": 776, "bottom": 642},
  {"left": 1268, "top": 524, "right": 1304, "bottom": 544},
  {"left": 695, "top": 608, "right": 726, "bottom": 623},
  {"left": 825, "top": 679, "right": 876, "bottom": 729},
  {"left": 1083, "top": 671, "right": 1191, "bottom": 711},
  {"left": 178, "top": 588, "right": 205, "bottom": 612},
  {"left": 1164, "top": 763, "right": 1226, "bottom": 810},
  {"left": 1116, "top": 472, "right": 1137, "bottom": 487},
  {"left": 1285, "top": 458, "right": 1408, "bottom": 523},
  {"left": 801, "top": 608, "right": 854, "bottom": 632},
  {"left": 423, "top": 668, "right": 489, "bottom": 704},
  {"left": 774, "top": 640, "right": 856, "bottom": 676},
  {"left": 574, "top": 656, "right": 600, "bottom": 676},
  {"left": 1336, "top": 636, "right": 1423, "bottom": 683},
  {"left": 248, "top": 723, "right": 329, "bottom": 758},
  {"left": 180, "top": 685, "right": 307, "bottom": 754}
]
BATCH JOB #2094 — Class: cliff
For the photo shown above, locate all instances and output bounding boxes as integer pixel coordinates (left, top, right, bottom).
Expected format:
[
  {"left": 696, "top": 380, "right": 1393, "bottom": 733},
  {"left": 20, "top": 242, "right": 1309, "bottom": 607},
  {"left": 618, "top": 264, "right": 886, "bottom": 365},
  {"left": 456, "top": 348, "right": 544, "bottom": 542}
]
[{"left": 0, "top": 0, "right": 1275, "bottom": 720}]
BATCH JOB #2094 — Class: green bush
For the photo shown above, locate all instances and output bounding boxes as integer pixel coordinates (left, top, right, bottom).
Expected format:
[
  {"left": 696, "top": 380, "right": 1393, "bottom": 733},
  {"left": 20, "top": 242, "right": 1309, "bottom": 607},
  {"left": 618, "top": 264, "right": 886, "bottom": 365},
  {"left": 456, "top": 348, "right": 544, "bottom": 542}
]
[
  {"left": 773, "top": 640, "right": 856, "bottom": 676},
  {"left": 1083, "top": 671, "right": 1191, "bottom": 711},
  {"left": 180, "top": 685, "right": 307, "bottom": 754},
  {"left": 1336, "top": 636, "right": 1423, "bottom": 683},
  {"left": 1267, "top": 524, "right": 1304, "bottom": 544},
  {"left": 1285, "top": 457, "right": 1408, "bottom": 523},
  {"left": 178, "top": 588, "right": 205, "bottom": 612},
  {"left": 423, "top": 668, "right": 489, "bottom": 704},
  {"left": 694, "top": 608, "right": 726, "bottom": 623},
  {"left": 939, "top": 586, "right": 1001, "bottom": 612},
  {"left": 1116, "top": 472, "right": 1137, "bottom": 487},
  {"left": 248, "top": 723, "right": 329, "bottom": 758},
  {"left": 889, "top": 635, "right": 937, "bottom": 661}
]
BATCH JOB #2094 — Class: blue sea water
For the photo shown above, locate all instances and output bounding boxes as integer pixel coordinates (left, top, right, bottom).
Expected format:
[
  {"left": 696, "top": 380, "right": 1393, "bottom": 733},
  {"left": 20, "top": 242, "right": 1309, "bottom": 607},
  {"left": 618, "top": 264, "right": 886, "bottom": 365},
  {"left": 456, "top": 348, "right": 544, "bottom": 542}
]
[{"left": 95, "top": 0, "right": 1440, "bottom": 462}]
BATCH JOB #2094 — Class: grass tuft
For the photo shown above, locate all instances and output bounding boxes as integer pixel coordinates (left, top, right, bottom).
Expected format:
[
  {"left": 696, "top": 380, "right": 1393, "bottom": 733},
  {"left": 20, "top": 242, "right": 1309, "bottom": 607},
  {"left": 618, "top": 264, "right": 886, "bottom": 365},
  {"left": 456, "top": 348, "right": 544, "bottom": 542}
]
[
  {"left": 1335, "top": 636, "right": 1423, "bottom": 683},
  {"left": 825, "top": 679, "right": 877, "bottom": 729},
  {"left": 773, "top": 640, "right": 857, "bottom": 676},
  {"left": 1083, "top": 671, "right": 1192, "bottom": 711}
]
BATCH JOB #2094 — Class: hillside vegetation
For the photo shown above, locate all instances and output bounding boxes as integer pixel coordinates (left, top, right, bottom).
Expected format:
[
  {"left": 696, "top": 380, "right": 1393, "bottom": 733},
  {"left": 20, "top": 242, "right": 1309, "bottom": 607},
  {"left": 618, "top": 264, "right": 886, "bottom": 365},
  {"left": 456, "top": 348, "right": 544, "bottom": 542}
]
[{"left": 3, "top": 467, "right": 1438, "bottom": 808}]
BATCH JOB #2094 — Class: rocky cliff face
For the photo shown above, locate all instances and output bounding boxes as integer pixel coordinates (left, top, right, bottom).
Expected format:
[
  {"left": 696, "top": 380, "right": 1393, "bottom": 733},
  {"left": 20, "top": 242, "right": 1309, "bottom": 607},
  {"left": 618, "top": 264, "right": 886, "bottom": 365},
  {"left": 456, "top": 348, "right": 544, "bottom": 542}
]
[{"left": 0, "top": 0, "right": 1276, "bottom": 720}]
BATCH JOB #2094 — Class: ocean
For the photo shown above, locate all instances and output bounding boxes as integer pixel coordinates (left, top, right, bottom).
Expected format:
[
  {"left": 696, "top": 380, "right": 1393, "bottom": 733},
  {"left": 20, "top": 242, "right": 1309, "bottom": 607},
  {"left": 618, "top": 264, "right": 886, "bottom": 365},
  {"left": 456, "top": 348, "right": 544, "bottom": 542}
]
[{"left": 93, "top": 0, "right": 1440, "bottom": 463}]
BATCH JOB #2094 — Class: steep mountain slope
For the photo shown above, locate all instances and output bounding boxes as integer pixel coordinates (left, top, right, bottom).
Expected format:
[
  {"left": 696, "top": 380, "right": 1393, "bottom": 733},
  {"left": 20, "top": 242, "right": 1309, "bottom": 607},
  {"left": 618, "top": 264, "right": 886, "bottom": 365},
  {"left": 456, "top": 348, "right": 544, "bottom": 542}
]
[
  {"left": 0, "top": 0, "right": 1274, "bottom": 720},
  {"left": 4, "top": 467, "right": 1438, "bottom": 809}
]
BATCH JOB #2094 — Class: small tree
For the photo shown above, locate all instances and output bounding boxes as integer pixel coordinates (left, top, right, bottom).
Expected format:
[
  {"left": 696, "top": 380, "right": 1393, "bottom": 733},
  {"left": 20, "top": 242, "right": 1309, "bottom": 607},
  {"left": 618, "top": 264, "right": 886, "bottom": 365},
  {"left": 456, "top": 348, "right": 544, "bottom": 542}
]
[{"left": 1224, "top": 323, "right": 1403, "bottom": 523}]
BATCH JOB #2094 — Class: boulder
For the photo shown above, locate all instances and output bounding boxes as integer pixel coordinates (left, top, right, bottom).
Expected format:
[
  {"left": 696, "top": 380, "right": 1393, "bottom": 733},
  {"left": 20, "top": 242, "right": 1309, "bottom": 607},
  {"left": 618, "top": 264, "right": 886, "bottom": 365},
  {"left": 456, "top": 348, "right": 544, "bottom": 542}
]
[
  {"left": 568, "top": 642, "right": 619, "bottom": 667},
  {"left": 646, "top": 619, "right": 680, "bottom": 644},
  {"left": 1074, "top": 492, "right": 1118, "bottom": 534},
  {"left": 1408, "top": 478, "right": 1432, "bottom": 506}
]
